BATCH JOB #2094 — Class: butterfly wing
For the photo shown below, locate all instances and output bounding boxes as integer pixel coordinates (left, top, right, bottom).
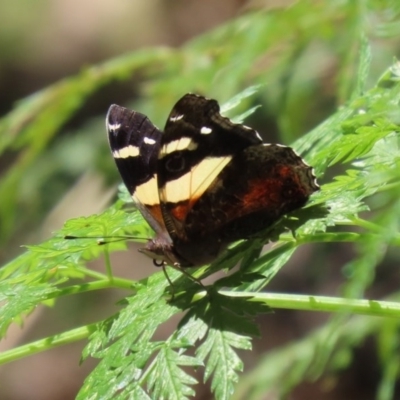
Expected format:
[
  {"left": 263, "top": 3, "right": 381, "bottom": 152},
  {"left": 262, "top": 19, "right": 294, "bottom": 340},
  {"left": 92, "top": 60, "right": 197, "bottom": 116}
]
[
  {"left": 184, "top": 143, "right": 319, "bottom": 241},
  {"left": 106, "top": 104, "right": 165, "bottom": 234},
  {"left": 157, "top": 93, "right": 263, "bottom": 242}
]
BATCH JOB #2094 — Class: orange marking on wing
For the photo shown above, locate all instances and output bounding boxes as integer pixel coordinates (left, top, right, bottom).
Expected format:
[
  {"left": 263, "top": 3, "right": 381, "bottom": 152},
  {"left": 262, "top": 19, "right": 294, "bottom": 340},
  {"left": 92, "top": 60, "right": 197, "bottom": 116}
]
[
  {"left": 170, "top": 197, "right": 199, "bottom": 221},
  {"left": 243, "top": 165, "right": 307, "bottom": 212},
  {"left": 146, "top": 204, "right": 165, "bottom": 227},
  {"left": 242, "top": 180, "right": 279, "bottom": 210},
  {"left": 276, "top": 165, "right": 310, "bottom": 196},
  {"left": 240, "top": 166, "right": 303, "bottom": 213}
]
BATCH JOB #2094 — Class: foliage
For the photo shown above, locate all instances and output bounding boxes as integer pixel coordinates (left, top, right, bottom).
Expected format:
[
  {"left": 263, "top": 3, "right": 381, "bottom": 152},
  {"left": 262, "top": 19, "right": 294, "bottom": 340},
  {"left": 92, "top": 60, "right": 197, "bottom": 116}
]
[{"left": 2, "top": 1, "right": 400, "bottom": 399}]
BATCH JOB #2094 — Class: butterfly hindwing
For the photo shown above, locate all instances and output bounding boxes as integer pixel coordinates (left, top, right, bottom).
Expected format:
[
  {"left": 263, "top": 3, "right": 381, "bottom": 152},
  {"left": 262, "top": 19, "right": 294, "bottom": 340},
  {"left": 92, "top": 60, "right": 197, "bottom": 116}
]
[{"left": 183, "top": 144, "right": 319, "bottom": 241}]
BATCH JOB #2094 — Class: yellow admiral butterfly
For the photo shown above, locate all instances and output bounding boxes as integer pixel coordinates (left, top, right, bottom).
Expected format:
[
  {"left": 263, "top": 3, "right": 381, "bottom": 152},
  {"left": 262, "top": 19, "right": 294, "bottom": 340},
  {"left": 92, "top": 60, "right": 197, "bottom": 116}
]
[{"left": 106, "top": 94, "right": 319, "bottom": 268}]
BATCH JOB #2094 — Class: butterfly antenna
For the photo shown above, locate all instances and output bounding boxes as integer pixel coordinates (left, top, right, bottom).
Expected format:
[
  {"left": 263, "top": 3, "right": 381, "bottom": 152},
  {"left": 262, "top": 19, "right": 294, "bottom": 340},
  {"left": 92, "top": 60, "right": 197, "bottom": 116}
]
[{"left": 64, "top": 235, "right": 149, "bottom": 245}]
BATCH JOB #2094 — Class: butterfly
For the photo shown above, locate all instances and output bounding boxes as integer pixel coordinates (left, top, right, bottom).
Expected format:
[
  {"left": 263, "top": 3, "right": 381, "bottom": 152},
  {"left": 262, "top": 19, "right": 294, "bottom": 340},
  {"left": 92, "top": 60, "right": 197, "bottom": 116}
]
[{"left": 106, "top": 94, "right": 319, "bottom": 268}]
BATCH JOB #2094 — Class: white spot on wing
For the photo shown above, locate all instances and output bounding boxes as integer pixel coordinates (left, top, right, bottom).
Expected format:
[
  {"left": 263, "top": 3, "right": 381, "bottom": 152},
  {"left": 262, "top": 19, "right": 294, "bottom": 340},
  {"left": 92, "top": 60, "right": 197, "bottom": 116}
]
[
  {"left": 144, "top": 137, "right": 156, "bottom": 145},
  {"left": 113, "top": 145, "right": 140, "bottom": 158},
  {"left": 169, "top": 114, "right": 184, "bottom": 122},
  {"left": 200, "top": 126, "right": 212, "bottom": 135},
  {"left": 108, "top": 122, "right": 121, "bottom": 132},
  {"left": 242, "top": 124, "right": 262, "bottom": 140},
  {"left": 254, "top": 131, "right": 262, "bottom": 140},
  {"left": 160, "top": 137, "right": 198, "bottom": 158}
]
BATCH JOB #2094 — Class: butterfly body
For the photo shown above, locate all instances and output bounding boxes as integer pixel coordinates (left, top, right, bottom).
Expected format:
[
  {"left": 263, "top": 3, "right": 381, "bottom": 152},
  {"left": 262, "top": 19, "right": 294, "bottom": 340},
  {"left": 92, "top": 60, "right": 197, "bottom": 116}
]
[{"left": 107, "top": 94, "right": 319, "bottom": 267}]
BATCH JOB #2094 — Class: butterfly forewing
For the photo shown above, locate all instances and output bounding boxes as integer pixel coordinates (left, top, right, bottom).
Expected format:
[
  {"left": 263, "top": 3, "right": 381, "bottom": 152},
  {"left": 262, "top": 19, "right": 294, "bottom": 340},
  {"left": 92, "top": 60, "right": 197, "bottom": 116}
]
[
  {"left": 157, "top": 94, "right": 264, "bottom": 242},
  {"left": 106, "top": 104, "right": 166, "bottom": 233}
]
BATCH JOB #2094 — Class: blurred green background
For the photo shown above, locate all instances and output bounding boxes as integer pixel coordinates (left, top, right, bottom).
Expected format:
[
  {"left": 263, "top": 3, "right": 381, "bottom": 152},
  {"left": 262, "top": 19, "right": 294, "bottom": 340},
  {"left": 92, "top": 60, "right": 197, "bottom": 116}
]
[{"left": 1, "top": 1, "right": 400, "bottom": 399}]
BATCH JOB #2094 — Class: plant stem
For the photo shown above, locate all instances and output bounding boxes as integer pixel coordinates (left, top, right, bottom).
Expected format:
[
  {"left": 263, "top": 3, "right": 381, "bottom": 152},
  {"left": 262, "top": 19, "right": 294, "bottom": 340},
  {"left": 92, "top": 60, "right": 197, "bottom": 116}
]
[{"left": 0, "top": 324, "right": 96, "bottom": 365}]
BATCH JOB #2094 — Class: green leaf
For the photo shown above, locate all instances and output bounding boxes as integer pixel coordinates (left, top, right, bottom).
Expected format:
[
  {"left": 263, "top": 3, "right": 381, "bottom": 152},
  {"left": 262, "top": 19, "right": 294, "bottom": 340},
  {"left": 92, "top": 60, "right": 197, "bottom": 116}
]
[
  {"left": 198, "top": 329, "right": 249, "bottom": 400},
  {"left": 177, "top": 292, "right": 270, "bottom": 399},
  {"left": 146, "top": 345, "right": 200, "bottom": 400}
]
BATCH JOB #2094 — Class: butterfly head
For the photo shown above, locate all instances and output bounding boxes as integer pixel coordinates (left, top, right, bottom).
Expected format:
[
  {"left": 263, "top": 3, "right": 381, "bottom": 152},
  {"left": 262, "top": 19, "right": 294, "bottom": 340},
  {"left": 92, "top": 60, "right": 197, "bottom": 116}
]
[{"left": 139, "top": 235, "right": 181, "bottom": 268}]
